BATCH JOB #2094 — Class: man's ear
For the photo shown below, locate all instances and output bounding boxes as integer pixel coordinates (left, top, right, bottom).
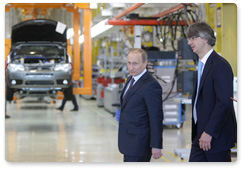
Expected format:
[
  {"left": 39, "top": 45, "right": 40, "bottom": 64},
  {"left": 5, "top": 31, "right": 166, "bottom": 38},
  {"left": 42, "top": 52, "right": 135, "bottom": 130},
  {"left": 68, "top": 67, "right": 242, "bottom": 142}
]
[{"left": 144, "top": 60, "right": 148, "bottom": 65}]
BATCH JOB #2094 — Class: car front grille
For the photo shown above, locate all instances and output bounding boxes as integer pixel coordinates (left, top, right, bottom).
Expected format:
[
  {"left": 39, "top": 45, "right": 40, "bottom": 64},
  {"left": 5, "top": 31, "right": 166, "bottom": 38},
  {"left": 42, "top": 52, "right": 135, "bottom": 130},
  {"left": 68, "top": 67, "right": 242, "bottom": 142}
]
[
  {"left": 26, "top": 73, "right": 54, "bottom": 76},
  {"left": 25, "top": 81, "right": 54, "bottom": 85},
  {"left": 29, "top": 91, "right": 48, "bottom": 94},
  {"left": 27, "top": 66, "right": 53, "bottom": 71}
]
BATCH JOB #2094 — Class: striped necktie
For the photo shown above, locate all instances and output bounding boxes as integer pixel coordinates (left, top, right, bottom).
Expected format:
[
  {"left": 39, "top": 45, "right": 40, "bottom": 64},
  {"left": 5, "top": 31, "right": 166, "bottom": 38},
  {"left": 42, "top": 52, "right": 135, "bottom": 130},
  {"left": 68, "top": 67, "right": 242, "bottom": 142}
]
[{"left": 123, "top": 78, "right": 135, "bottom": 101}]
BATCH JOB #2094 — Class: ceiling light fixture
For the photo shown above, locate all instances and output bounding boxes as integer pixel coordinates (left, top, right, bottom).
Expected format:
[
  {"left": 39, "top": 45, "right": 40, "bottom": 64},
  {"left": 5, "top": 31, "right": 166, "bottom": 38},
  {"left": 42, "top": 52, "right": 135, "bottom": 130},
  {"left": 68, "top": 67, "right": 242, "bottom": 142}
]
[{"left": 79, "top": 19, "right": 113, "bottom": 44}]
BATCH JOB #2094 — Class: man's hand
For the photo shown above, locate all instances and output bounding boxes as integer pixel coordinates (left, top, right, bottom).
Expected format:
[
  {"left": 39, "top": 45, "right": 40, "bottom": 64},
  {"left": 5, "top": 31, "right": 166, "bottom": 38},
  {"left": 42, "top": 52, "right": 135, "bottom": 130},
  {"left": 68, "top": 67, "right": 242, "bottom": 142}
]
[
  {"left": 199, "top": 132, "right": 212, "bottom": 151},
  {"left": 152, "top": 148, "right": 162, "bottom": 159}
]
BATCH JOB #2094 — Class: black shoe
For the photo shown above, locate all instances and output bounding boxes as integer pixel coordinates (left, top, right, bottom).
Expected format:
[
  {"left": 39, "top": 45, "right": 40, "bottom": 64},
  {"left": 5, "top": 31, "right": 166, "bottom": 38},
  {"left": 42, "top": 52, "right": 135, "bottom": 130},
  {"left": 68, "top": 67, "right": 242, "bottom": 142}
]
[
  {"left": 56, "top": 107, "right": 63, "bottom": 111},
  {"left": 70, "top": 108, "right": 78, "bottom": 111},
  {"left": 5, "top": 115, "right": 11, "bottom": 119}
]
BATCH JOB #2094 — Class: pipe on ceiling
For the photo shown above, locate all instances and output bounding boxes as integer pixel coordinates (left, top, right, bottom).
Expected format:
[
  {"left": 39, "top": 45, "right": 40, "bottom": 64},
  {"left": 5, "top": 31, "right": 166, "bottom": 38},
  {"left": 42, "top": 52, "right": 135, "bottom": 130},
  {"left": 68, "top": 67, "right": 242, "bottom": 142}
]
[
  {"left": 107, "top": 19, "right": 186, "bottom": 26},
  {"left": 113, "top": 3, "right": 145, "bottom": 20},
  {"left": 151, "top": 3, "right": 191, "bottom": 18}
]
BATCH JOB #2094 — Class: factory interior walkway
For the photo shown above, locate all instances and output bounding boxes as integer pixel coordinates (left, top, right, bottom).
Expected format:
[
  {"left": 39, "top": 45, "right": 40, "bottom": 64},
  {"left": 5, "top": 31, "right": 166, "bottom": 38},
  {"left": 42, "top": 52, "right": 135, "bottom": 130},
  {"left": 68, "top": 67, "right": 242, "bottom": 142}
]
[{"left": 5, "top": 96, "right": 236, "bottom": 162}]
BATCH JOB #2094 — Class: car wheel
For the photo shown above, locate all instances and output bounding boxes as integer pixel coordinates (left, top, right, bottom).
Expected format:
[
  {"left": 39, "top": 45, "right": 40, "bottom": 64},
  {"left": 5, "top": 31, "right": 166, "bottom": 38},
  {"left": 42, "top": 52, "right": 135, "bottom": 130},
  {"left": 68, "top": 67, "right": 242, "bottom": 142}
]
[
  {"left": 6, "top": 85, "right": 14, "bottom": 101},
  {"left": 64, "top": 86, "right": 73, "bottom": 101}
]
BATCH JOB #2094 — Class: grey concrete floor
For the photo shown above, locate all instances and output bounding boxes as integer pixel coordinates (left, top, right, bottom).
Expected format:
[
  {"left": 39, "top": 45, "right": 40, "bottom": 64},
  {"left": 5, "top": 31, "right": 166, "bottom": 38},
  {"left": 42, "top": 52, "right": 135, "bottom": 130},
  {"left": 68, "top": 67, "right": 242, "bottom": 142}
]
[{"left": 5, "top": 96, "right": 236, "bottom": 162}]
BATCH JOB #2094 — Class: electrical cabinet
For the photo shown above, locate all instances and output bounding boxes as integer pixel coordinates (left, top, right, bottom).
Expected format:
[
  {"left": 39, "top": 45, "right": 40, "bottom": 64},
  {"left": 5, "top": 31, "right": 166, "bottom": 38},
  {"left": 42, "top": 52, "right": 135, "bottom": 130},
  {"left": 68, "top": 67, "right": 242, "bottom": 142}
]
[
  {"left": 163, "top": 93, "right": 185, "bottom": 128},
  {"left": 177, "top": 71, "right": 197, "bottom": 94},
  {"left": 178, "top": 38, "right": 198, "bottom": 60},
  {"left": 104, "top": 84, "right": 120, "bottom": 114}
]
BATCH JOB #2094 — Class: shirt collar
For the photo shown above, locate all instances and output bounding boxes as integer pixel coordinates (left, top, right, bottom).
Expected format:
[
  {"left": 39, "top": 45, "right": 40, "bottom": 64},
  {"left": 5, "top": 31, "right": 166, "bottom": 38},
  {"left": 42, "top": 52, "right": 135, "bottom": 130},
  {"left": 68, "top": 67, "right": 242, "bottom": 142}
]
[
  {"left": 132, "top": 69, "right": 147, "bottom": 84},
  {"left": 200, "top": 48, "right": 213, "bottom": 65}
]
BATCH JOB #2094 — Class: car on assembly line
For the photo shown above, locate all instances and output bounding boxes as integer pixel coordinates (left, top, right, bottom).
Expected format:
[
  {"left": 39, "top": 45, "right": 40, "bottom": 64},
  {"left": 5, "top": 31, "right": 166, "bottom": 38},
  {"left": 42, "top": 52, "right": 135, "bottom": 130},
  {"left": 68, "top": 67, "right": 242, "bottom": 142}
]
[{"left": 5, "top": 19, "right": 73, "bottom": 101}]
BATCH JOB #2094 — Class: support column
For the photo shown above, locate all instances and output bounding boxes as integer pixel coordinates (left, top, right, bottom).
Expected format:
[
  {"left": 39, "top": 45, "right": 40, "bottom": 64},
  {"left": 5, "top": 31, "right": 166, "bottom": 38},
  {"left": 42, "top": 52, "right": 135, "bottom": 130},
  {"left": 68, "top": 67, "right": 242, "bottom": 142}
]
[
  {"left": 134, "top": 25, "right": 141, "bottom": 48},
  {"left": 81, "top": 8, "right": 92, "bottom": 94},
  {"left": 72, "top": 9, "right": 80, "bottom": 80}
]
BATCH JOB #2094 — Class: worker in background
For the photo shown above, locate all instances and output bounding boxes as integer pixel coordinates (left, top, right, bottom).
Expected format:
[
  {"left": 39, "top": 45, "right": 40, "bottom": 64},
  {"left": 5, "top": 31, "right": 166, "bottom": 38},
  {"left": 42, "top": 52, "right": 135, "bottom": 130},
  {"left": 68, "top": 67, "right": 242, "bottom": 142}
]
[
  {"left": 187, "top": 22, "right": 237, "bottom": 162},
  {"left": 56, "top": 95, "right": 79, "bottom": 111},
  {"left": 5, "top": 101, "right": 10, "bottom": 119},
  {"left": 118, "top": 48, "right": 163, "bottom": 162},
  {"left": 5, "top": 83, "right": 10, "bottom": 118},
  {"left": 56, "top": 80, "right": 79, "bottom": 112}
]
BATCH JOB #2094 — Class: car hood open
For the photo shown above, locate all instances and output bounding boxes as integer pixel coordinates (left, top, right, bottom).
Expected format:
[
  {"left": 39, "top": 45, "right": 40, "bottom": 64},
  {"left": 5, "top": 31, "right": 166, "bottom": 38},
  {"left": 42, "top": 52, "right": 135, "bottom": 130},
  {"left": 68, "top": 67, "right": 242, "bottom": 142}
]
[{"left": 11, "top": 19, "right": 67, "bottom": 45}]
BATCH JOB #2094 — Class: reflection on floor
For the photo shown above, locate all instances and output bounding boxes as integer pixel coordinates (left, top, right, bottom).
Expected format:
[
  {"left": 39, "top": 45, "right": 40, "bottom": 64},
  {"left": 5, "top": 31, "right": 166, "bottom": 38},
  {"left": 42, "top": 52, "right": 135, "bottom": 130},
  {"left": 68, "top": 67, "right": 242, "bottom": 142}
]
[{"left": 5, "top": 96, "right": 237, "bottom": 162}]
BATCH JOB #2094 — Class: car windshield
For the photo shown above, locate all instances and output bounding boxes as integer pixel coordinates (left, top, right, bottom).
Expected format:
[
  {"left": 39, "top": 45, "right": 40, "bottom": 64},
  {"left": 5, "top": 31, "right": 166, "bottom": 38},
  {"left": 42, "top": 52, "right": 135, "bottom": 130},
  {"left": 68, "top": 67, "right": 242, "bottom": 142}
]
[{"left": 11, "top": 44, "right": 67, "bottom": 63}]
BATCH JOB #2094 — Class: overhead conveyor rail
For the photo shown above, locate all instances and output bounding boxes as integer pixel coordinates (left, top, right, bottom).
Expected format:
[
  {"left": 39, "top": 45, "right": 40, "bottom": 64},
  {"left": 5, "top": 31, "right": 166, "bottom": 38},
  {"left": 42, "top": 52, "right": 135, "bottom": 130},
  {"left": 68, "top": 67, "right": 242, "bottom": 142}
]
[{"left": 107, "top": 3, "right": 192, "bottom": 26}]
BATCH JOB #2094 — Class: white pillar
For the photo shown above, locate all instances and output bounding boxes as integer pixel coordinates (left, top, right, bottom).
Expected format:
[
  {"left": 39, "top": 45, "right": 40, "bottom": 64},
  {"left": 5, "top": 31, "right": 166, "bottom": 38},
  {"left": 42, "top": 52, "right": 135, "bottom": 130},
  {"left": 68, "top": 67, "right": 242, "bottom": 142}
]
[{"left": 134, "top": 25, "right": 141, "bottom": 48}]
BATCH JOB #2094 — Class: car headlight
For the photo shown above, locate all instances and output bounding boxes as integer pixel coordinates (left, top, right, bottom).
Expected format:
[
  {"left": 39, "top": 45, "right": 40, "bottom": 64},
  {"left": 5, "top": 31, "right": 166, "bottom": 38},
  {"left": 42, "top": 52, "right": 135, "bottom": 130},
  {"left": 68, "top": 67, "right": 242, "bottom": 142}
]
[
  {"left": 54, "top": 64, "right": 72, "bottom": 72},
  {"left": 8, "top": 64, "right": 25, "bottom": 72}
]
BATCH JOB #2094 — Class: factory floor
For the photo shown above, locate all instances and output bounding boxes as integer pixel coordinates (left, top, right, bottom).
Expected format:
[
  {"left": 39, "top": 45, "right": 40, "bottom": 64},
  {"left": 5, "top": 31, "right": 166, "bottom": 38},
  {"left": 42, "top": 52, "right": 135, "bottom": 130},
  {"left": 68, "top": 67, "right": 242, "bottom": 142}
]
[{"left": 5, "top": 96, "right": 237, "bottom": 163}]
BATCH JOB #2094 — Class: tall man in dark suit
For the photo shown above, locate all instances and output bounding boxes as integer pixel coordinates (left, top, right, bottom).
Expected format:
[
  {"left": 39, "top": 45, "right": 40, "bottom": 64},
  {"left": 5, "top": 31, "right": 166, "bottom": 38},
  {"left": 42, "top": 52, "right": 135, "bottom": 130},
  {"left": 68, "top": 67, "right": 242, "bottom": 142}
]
[
  {"left": 118, "top": 48, "right": 163, "bottom": 162},
  {"left": 187, "top": 22, "right": 237, "bottom": 162}
]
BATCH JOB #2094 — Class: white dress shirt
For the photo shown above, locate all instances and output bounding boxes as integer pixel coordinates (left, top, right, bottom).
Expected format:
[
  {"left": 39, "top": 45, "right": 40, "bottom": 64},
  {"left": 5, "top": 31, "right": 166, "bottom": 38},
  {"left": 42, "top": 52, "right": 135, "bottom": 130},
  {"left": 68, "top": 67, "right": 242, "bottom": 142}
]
[{"left": 123, "top": 69, "right": 147, "bottom": 97}]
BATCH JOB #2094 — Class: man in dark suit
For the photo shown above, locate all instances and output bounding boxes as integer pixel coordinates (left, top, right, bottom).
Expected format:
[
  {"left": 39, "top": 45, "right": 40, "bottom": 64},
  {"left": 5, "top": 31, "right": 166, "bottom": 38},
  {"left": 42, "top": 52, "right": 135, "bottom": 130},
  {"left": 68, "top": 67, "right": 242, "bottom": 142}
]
[
  {"left": 187, "top": 22, "right": 237, "bottom": 162},
  {"left": 118, "top": 48, "right": 163, "bottom": 162}
]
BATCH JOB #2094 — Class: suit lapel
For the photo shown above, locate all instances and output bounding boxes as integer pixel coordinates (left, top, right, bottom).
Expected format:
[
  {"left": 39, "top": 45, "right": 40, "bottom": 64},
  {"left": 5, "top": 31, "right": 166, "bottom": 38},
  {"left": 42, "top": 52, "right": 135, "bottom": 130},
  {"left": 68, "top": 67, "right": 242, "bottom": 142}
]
[
  {"left": 192, "top": 83, "right": 197, "bottom": 105},
  {"left": 120, "top": 76, "right": 132, "bottom": 102},
  {"left": 121, "top": 72, "right": 150, "bottom": 109},
  {"left": 198, "top": 51, "right": 215, "bottom": 93}
]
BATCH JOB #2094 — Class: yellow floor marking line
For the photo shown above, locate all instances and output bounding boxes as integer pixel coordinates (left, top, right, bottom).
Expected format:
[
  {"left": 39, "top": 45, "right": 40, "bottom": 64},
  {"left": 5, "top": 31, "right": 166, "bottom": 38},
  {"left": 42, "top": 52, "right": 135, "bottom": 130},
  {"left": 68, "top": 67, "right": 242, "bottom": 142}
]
[
  {"left": 82, "top": 99, "right": 118, "bottom": 127},
  {"left": 161, "top": 156, "right": 170, "bottom": 162},
  {"left": 166, "top": 151, "right": 185, "bottom": 162},
  {"left": 166, "top": 151, "right": 177, "bottom": 158},
  {"left": 82, "top": 99, "right": 175, "bottom": 163}
]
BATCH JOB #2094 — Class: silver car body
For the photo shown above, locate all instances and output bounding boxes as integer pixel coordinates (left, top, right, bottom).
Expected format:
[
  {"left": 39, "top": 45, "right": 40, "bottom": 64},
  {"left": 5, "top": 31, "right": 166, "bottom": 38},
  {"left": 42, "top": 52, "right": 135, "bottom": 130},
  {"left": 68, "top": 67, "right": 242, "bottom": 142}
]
[{"left": 6, "top": 19, "right": 73, "bottom": 100}]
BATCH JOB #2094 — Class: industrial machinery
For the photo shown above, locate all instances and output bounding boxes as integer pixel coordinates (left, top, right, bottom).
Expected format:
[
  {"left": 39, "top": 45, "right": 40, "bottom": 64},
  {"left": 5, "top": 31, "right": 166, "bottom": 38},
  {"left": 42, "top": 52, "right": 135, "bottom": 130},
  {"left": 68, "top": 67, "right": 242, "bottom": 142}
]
[
  {"left": 96, "top": 46, "right": 126, "bottom": 113},
  {"left": 177, "top": 38, "right": 198, "bottom": 94},
  {"left": 147, "top": 50, "right": 185, "bottom": 128},
  {"left": 104, "top": 83, "right": 120, "bottom": 114}
]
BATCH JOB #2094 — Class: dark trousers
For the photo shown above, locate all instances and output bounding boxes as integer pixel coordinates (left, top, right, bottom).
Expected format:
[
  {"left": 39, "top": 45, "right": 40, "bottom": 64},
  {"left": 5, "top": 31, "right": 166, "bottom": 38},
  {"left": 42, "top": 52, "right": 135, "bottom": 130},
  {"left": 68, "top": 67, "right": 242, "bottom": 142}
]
[
  {"left": 124, "top": 154, "right": 151, "bottom": 162},
  {"left": 189, "top": 148, "right": 231, "bottom": 162},
  {"left": 190, "top": 123, "right": 231, "bottom": 162},
  {"left": 60, "top": 95, "right": 78, "bottom": 109}
]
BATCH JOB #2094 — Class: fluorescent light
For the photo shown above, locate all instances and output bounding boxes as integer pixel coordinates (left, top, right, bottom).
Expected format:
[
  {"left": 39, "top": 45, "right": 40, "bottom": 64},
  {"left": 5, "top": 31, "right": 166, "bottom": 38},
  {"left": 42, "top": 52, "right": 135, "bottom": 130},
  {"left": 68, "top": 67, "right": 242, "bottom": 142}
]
[
  {"left": 90, "top": 3, "right": 98, "bottom": 9},
  {"left": 79, "top": 35, "right": 84, "bottom": 44},
  {"left": 67, "top": 28, "right": 74, "bottom": 39},
  {"left": 101, "top": 9, "right": 113, "bottom": 16},
  {"left": 79, "top": 19, "right": 113, "bottom": 44},
  {"left": 91, "top": 19, "right": 113, "bottom": 38},
  {"left": 67, "top": 28, "right": 81, "bottom": 39}
]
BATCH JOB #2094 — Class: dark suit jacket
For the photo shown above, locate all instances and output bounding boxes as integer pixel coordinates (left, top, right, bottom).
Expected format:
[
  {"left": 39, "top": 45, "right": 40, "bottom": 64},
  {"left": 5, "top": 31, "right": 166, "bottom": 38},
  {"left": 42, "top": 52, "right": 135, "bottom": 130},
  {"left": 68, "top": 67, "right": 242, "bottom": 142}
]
[
  {"left": 118, "top": 71, "right": 163, "bottom": 156},
  {"left": 191, "top": 50, "right": 237, "bottom": 153}
]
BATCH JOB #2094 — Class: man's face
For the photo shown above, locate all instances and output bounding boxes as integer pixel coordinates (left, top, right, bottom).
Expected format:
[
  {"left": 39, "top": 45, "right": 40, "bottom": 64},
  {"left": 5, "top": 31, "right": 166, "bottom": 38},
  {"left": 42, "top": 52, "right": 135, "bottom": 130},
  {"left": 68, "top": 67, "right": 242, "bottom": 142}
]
[
  {"left": 188, "top": 36, "right": 208, "bottom": 56},
  {"left": 127, "top": 52, "right": 147, "bottom": 76}
]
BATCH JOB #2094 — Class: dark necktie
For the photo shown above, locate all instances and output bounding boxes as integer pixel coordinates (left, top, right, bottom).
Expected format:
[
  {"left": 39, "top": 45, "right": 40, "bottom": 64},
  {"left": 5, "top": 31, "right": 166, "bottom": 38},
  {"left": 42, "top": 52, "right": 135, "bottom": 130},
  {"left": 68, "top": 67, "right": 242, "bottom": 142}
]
[{"left": 123, "top": 78, "right": 135, "bottom": 102}]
